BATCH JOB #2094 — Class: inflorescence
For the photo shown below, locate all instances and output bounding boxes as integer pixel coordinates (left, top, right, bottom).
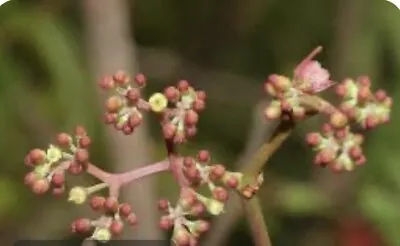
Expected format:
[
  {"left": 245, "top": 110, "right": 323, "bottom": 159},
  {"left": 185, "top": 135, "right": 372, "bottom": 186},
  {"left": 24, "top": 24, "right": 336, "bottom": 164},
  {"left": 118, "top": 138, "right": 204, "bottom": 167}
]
[{"left": 23, "top": 47, "right": 392, "bottom": 245}]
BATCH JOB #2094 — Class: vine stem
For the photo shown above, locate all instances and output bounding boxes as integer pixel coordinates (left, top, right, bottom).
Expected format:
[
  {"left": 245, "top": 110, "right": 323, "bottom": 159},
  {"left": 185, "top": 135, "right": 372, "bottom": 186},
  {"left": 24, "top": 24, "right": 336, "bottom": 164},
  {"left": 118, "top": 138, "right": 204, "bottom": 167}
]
[{"left": 239, "top": 93, "right": 334, "bottom": 246}]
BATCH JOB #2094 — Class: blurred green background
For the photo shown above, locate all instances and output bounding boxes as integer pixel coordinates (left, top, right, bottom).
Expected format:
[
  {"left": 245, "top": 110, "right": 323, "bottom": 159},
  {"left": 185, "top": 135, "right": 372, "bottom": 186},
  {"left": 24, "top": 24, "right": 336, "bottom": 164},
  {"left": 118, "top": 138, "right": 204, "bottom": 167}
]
[{"left": 1, "top": 0, "right": 400, "bottom": 245}]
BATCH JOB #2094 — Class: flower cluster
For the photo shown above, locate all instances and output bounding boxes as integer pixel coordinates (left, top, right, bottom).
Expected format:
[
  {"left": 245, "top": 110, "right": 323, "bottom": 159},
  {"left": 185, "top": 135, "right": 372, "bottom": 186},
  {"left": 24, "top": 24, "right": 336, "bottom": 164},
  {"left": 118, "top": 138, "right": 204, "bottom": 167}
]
[
  {"left": 155, "top": 80, "right": 206, "bottom": 143},
  {"left": 100, "top": 71, "right": 149, "bottom": 135},
  {"left": 264, "top": 75, "right": 308, "bottom": 120},
  {"left": 21, "top": 63, "right": 393, "bottom": 246},
  {"left": 306, "top": 124, "right": 365, "bottom": 172},
  {"left": 304, "top": 76, "right": 392, "bottom": 172},
  {"left": 71, "top": 196, "right": 137, "bottom": 242},
  {"left": 264, "top": 47, "right": 334, "bottom": 121},
  {"left": 336, "top": 76, "right": 392, "bottom": 129},
  {"left": 24, "top": 126, "right": 91, "bottom": 195}
]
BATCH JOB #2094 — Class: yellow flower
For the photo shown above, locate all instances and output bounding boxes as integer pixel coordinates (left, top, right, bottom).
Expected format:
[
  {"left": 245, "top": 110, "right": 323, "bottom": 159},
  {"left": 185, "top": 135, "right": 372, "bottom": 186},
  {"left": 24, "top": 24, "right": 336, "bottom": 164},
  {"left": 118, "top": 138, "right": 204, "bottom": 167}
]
[
  {"left": 46, "top": 145, "right": 63, "bottom": 163},
  {"left": 149, "top": 93, "right": 168, "bottom": 112},
  {"left": 68, "top": 186, "right": 88, "bottom": 204}
]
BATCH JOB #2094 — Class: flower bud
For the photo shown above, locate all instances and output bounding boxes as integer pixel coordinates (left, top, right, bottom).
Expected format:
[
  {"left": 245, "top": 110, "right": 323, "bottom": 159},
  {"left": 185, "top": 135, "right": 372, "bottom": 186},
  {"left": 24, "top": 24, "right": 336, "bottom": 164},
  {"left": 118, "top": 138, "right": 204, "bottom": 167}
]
[
  {"left": 264, "top": 105, "right": 281, "bottom": 120},
  {"left": 134, "top": 73, "right": 147, "bottom": 86},
  {"left": 330, "top": 112, "right": 348, "bottom": 128},
  {"left": 32, "top": 179, "right": 50, "bottom": 194},
  {"left": 29, "top": 149, "right": 46, "bottom": 165},
  {"left": 68, "top": 186, "right": 88, "bottom": 204},
  {"left": 110, "top": 221, "right": 124, "bottom": 236},
  {"left": 90, "top": 196, "right": 106, "bottom": 211},
  {"left": 126, "top": 213, "right": 138, "bottom": 225}
]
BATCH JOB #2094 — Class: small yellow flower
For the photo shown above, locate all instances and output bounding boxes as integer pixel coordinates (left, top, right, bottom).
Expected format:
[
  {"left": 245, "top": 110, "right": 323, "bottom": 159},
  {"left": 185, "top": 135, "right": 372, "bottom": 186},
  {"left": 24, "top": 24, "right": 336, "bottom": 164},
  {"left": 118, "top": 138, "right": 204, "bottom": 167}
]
[
  {"left": 92, "top": 228, "right": 112, "bottom": 242},
  {"left": 46, "top": 145, "right": 63, "bottom": 163},
  {"left": 149, "top": 93, "right": 168, "bottom": 112},
  {"left": 68, "top": 186, "right": 88, "bottom": 204}
]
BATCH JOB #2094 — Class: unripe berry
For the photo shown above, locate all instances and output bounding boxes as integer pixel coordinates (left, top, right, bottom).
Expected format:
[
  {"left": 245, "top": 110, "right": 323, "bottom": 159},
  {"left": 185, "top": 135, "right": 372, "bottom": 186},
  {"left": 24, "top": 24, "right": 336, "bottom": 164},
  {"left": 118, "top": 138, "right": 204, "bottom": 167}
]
[{"left": 196, "top": 150, "right": 210, "bottom": 163}]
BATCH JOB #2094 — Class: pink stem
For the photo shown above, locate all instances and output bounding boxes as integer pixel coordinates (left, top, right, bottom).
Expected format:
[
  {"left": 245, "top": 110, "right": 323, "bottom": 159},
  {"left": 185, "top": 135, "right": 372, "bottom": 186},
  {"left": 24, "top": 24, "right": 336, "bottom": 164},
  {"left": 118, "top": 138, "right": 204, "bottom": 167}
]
[{"left": 86, "top": 159, "right": 171, "bottom": 198}]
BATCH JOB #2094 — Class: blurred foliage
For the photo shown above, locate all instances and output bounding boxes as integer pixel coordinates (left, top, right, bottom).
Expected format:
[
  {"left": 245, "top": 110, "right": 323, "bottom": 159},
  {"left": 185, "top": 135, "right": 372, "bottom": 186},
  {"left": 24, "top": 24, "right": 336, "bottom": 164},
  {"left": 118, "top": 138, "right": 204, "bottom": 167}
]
[{"left": 0, "top": 0, "right": 399, "bottom": 245}]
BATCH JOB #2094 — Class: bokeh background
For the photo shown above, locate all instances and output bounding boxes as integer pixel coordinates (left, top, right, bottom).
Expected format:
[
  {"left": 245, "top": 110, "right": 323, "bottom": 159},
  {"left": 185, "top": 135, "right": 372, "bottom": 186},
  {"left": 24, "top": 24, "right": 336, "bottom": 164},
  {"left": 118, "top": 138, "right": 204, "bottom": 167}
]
[{"left": 0, "top": 0, "right": 400, "bottom": 245}]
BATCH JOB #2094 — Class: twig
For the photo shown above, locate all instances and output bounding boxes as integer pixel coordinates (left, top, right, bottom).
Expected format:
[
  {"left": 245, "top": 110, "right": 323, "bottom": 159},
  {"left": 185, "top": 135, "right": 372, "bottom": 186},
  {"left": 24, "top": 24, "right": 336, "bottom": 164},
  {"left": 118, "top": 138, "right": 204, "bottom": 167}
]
[{"left": 242, "top": 197, "right": 272, "bottom": 246}]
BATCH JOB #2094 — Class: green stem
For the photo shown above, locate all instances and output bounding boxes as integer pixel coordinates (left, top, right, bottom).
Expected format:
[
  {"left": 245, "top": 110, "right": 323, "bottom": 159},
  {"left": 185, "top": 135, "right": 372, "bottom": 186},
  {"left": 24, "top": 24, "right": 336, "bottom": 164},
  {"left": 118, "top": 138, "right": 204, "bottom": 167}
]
[{"left": 242, "top": 196, "right": 272, "bottom": 246}]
